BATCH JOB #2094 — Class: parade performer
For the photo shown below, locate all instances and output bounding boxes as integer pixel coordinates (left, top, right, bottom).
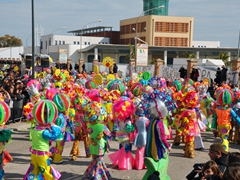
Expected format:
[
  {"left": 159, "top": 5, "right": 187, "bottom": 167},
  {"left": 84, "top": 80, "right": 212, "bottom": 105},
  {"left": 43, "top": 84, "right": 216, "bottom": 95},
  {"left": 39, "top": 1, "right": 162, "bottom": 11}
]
[
  {"left": 84, "top": 101, "right": 111, "bottom": 180},
  {"left": 0, "top": 101, "right": 12, "bottom": 180},
  {"left": 143, "top": 96, "right": 171, "bottom": 180},
  {"left": 198, "top": 79, "right": 214, "bottom": 131},
  {"left": 51, "top": 93, "right": 74, "bottom": 164},
  {"left": 176, "top": 90, "right": 199, "bottom": 158},
  {"left": 70, "top": 92, "right": 91, "bottom": 160},
  {"left": 134, "top": 106, "right": 149, "bottom": 170},
  {"left": 213, "top": 88, "right": 234, "bottom": 152},
  {"left": 194, "top": 83, "right": 208, "bottom": 150},
  {"left": 230, "top": 101, "right": 240, "bottom": 144},
  {"left": 229, "top": 87, "right": 240, "bottom": 144},
  {"left": 108, "top": 96, "right": 136, "bottom": 170},
  {"left": 24, "top": 100, "right": 61, "bottom": 180}
]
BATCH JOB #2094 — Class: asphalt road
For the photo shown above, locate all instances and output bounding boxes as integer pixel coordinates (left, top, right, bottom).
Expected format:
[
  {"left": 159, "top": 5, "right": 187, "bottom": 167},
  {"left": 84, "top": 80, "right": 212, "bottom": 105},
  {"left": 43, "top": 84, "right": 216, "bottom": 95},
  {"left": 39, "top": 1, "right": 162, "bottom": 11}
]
[{"left": 3, "top": 122, "right": 240, "bottom": 180}]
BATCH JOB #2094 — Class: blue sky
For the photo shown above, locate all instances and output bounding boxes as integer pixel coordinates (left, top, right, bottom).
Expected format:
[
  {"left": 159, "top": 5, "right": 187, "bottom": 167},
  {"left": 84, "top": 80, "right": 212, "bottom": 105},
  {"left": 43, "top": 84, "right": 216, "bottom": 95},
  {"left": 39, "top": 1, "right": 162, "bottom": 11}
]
[{"left": 0, "top": 0, "right": 239, "bottom": 47}]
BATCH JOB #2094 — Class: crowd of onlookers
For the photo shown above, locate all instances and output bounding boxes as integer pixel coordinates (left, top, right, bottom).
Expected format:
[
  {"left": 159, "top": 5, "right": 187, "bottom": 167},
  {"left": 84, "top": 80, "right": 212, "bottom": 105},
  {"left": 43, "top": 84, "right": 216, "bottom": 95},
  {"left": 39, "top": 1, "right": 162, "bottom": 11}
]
[
  {"left": 186, "top": 143, "right": 240, "bottom": 180},
  {"left": 0, "top": 64, "right": 30, "bottom": 124}
]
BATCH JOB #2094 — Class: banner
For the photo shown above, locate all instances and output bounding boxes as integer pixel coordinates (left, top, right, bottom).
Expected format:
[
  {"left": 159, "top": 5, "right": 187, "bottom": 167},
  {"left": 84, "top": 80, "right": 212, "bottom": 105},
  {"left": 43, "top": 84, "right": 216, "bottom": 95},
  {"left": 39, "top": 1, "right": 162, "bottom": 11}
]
[
  {"left": 59, "top": 49, "right": 68, "bottom": 63},
  {"left": 136, "top": 44, "right": 148, "bottom": 66}
]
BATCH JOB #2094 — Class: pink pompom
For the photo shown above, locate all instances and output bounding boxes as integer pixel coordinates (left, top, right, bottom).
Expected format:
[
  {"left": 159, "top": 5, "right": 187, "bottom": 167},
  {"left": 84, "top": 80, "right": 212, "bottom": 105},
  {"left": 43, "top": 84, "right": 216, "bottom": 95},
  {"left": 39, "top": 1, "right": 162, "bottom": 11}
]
[
  {"left": 86, "top": 89, "right": 101, "bottom": 102},
  {"left": 46, "top": 88, "right": 58, "bottom": 100},
  {"left": 113, "top": 97, "right": 135, "bottom": 121}
]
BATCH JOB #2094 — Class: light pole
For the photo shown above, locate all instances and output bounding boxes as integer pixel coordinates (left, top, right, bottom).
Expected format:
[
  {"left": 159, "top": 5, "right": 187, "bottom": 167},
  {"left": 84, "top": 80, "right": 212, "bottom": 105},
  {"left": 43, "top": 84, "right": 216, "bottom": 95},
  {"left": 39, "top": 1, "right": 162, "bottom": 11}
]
[
  {"left": 48, "top": 27, "right": 66, "bottom": 55},
  {"left": 134, "top": 5, "right": 164, "bottom": 72},
  {"left": 80, "top": 19, "right": 102, "bottom": 60},
  {"left": 31, "top": 0, "right": 35, "bottom": 79}
]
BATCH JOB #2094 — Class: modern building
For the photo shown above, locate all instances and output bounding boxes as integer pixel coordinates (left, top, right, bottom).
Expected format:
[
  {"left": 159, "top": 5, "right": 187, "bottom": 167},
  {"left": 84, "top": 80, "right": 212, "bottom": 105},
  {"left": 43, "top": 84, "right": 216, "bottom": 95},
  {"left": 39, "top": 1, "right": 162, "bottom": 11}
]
[
  {"left": 120, "top": 15, "right": 194, "bottom": 47},
  {"left": 143, "top": 0, "right": 169, "bottom": 15}
]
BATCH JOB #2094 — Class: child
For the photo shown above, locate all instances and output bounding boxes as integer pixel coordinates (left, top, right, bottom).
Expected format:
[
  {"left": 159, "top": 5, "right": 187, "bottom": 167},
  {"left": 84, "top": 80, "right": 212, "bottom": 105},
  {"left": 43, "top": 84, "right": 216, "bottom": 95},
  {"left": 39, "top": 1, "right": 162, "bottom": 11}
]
[
  {"left": 24, "top": 100, "right": 61, "bottom": 180},
  {"left": 84, "top": 101, "right": 111, "bottom": 180}
]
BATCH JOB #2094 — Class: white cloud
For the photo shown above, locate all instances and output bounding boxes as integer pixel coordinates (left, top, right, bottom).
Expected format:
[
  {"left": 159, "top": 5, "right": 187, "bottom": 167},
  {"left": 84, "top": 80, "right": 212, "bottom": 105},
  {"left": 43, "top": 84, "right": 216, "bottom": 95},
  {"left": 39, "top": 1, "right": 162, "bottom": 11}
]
[{"left": 0, "top": 0, "right": 239, "bottom": 47}]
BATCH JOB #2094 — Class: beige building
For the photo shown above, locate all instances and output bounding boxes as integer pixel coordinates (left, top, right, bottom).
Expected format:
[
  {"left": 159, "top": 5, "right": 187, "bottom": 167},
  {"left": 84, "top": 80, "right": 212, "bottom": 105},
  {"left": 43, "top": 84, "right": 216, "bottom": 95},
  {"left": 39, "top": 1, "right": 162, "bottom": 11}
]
[{"left": 120, "top": 15, "right": 194, "bottom": 47}]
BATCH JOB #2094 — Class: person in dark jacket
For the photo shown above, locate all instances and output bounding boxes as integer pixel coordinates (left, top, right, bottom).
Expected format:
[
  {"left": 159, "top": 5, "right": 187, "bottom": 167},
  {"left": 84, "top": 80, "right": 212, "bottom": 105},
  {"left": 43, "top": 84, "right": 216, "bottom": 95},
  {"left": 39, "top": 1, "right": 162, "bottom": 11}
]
[
  {"left": 179, "top": 66, "right": 187, "bottom": 78},
  {"left": 221, "top": 65, "right": 228, "bottom": 84},
  {"left": 113, "top": 63, "right": 118, "bottom": 74},
  {"left": 214, "top": 68, "right": 222, "bottom": 86},
  {"left": 208, "top": 143, "right": 227, "bottom": 173}
]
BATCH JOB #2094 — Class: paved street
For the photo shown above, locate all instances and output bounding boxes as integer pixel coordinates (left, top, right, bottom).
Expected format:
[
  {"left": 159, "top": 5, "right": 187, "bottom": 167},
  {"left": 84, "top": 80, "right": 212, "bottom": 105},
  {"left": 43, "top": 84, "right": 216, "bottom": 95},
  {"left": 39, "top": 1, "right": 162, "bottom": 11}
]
[{"left": 3, "top": 122, "right": 240, "bottom": 180}]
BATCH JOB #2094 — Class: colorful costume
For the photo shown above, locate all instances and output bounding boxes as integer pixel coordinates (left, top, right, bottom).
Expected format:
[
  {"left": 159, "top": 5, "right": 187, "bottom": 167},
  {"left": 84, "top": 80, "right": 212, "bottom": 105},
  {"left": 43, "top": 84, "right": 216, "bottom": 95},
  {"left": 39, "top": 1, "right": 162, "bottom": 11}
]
[
  {"left": 109, "top": 97, "right": 135, "bottom": 170},
  {"left": 51, "top": 93, "right": 74, "bottom": 164},
  {"left": 214, "top": 88, "right": 234, "bottom": 152},
  {"left": 83, "top": 101, "right": 111, "bottom": 180},
  {"left": 230, "top": 102, "right": 240, "bottom": 144},
  {"left": 134, "top": 107, "right": 149, "bottom": 170},
  {"left": 24, "top": 100, "right": 61, "bottom": 180},
  {"left": 0, "top": 101, "right": 12, "bottom": 180},
  {"left": 143, "top": 97, "right": 171, "bottom": 180},
  {"left": 177, "top": 90, "right": 200, "bottom": 158}
]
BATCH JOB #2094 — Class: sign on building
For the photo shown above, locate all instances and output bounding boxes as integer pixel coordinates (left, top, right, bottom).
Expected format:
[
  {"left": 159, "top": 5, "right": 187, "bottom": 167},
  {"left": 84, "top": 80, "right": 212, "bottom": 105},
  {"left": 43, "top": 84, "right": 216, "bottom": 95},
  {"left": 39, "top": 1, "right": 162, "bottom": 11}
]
[
  {"left": 136, "top": 44, "right": 148, "bottom": 66},
  {"left": 59, "top": 49, "right": 68, "bottom": 63}
]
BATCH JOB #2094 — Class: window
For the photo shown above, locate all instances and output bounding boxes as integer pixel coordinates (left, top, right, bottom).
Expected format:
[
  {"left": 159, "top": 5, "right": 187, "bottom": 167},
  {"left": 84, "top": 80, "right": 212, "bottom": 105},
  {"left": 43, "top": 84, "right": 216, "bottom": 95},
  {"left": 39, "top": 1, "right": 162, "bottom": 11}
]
[
  {"left": 77, "top": 41, "right": 80, "bottom": 45},
  {"left": 49, "top": 39, "right": 51, "bottom": 46},
  {"left": 55, "top": 40, "right": 57, "bottom": 45},
  {"left": 62, "top": 41, "right": 65, "bottom": 45},
  {"left": 46, "top": 41, "right": 47, "bottom": 49},
  {"left": 40, "top": 41, "right": 43, "bottom": 50},
  {"left": 119, "top": 56, "right": 127, "bottom": 64},
  {"left": 88, "top": 42, "right": 90, "bottom": 45},
  {"left": 84, "top": 42, "right": 87, "bottom": 45},
  {"left": 73, "top": 41, "right": 76, "bottom": 45},
  {"left": 59, "top": 41, "right": 61, "bottom": 45}
]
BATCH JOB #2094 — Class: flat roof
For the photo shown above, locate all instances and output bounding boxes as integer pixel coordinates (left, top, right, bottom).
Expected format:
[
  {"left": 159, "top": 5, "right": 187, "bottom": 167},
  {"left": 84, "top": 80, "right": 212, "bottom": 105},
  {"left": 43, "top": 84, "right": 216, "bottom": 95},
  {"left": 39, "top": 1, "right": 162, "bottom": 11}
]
[
  {"left": 81, "top": 44, "right": 239, "bottom": 57},
  {"left": 67, "top": 26, "right": 113, "bottom": 34}
]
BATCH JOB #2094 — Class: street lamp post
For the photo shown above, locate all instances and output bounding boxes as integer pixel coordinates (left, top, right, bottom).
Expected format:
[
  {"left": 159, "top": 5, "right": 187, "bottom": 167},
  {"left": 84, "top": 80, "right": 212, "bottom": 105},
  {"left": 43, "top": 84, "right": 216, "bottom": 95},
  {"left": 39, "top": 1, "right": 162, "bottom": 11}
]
[
  {"left": 134, "top": 5, "right": 164, "bottom": 73},
  {"left": 31, "top": 0, "right": 35, "bottom": 79},
  {"left": 48, "top": 27, "right": 66, "bottom": 55},
  {"left": 80, "top": 19, "right": 102, "bottom": 60}
]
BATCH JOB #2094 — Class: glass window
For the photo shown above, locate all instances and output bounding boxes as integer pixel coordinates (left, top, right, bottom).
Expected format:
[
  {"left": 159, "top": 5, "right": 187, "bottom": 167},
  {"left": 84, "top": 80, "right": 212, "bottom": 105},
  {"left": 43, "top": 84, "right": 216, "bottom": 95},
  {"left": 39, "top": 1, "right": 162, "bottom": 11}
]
[
  {"left": 74, "top": 41, "right": 76, "bottom": 45},
  {"left": 55, "top": 40, "right": 57, "bottom": 45},
  {"left": 45, "top": 41, "right": 47, "bottom": 49},
  {"left": 77, "top": 41, "right": 80, "bottom": 45},
  {"left": 62, "top": 41, "right": 65, "bottom": 44},
  {"left": 59, "top": 41, "right": 61, "bottom": 45},
  {"left": 88, "top": 42, "right": 90, "bottom": 45},
  {"left": 84, "top": 42, "right": 87, "bottom": 45},
  {"left": 119, "top": 56, "right": 127, "bottom": 64}
]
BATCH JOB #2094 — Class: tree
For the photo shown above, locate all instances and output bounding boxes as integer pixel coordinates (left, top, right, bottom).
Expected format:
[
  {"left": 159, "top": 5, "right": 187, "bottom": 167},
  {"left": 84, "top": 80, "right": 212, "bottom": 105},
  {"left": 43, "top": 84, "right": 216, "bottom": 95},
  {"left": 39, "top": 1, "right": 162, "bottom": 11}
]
[
  {"left": 125, "top": 44, "right": 135, "bottom": 63},
  {"left": 0, "top": 34, "right": 22, "bottom": 47},
  {"left": 184, "top": 52, "right": 196, "bottom": 58},
  {"left": 218, "top": 51, "right": 231, "bottom": 67}
]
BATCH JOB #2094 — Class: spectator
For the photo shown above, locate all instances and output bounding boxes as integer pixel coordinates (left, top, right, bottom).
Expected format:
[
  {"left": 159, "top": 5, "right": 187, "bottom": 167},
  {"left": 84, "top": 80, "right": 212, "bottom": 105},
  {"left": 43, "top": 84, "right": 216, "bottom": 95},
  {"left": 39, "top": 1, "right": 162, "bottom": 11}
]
[
  {"left": 113, "top": 63, "right": 118, "bottom": 74},
  {"left": 214, "top": 68, "right": 222, "bottom": 86},
  {"left": 221, "top": 65, "right": 228, "bottom": 84},
  {"left": 208, "top": 143, "right": 227, "bottom": 173},
  {"left": 190, "top": 68, "right": 199, "bottom": 82},
  {"left": 227, "top": 152, "right": 240, "bottom": 165},
  {"left": 82, "top": 63, "right": 86, "bottom": 74},
  {"left": 222, "top": 162, "right": 240, "bottom": 180},
  {"left": 179, "top": 66, "right": 187, "bottom": 78},
  {"left": 201, "top": 160, "right": 223, "bottom": 180},
  {"left": 74, "top": 63, "right": 79, "bottom": 71}
]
